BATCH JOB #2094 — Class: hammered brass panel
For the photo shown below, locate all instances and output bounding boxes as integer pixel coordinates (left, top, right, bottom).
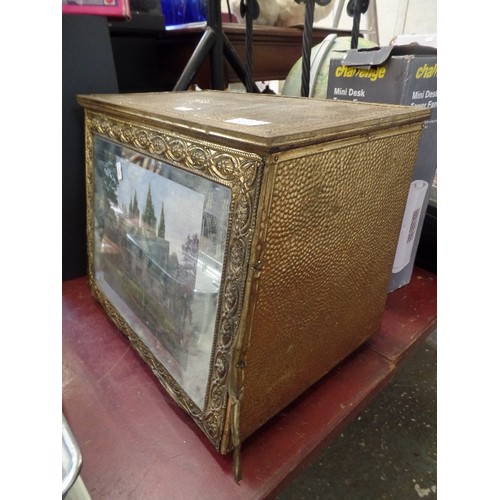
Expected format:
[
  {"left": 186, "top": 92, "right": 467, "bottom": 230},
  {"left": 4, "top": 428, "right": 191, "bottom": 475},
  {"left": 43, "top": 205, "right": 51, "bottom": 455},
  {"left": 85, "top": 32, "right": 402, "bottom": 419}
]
[
  {"left": 238, "top": 130, "right": 423, "bottom": 441},
  {"left": 78, "top": 90, "right": 431, "bottom": 481}
]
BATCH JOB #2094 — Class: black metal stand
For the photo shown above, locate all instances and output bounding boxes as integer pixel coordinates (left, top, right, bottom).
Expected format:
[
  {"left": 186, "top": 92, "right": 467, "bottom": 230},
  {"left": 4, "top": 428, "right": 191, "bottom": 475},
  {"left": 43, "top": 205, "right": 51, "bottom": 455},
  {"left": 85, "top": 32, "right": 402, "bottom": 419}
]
[
  {"left": 347, "top": 0, "right": 370, "bottom": 48},
  {"left": 173, "top": 0, "right": 260, "bottom": 92},
  {"left": 296, "top": 0, "right": 333, "bottom": 98}
]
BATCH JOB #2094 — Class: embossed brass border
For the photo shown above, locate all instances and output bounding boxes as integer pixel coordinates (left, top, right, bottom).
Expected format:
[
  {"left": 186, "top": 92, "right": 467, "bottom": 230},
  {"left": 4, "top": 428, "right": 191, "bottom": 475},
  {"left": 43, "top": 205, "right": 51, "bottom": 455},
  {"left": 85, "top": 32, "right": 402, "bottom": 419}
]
[{"left": 83, "top": 110, "right": 264, "bottom": 451}]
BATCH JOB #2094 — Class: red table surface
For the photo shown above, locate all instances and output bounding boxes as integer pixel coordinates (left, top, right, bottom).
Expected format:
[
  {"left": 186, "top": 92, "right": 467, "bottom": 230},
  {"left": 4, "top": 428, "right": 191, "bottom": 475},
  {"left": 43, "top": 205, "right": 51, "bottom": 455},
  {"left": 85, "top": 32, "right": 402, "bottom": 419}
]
[{"left": 62, "top": 267, "right": 436, "bottom": 500}]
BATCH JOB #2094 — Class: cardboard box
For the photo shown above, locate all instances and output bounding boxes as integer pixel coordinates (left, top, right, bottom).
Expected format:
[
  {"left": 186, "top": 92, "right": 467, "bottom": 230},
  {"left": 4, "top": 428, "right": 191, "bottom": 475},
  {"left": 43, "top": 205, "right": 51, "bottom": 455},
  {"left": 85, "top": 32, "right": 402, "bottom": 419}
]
[{"left": 327, "top": 43, "right": 437, "bottom": 292}]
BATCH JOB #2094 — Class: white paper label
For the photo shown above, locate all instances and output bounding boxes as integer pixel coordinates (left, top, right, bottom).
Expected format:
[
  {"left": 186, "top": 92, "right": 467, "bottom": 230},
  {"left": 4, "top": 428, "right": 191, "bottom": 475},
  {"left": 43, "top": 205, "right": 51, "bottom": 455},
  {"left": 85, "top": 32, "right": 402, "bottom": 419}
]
[
  {"left": 224, "top": 118, "right": 271, "bottom": 126},
  {"left": 116, "top": 161, "right": 123, "bottom": 181}
]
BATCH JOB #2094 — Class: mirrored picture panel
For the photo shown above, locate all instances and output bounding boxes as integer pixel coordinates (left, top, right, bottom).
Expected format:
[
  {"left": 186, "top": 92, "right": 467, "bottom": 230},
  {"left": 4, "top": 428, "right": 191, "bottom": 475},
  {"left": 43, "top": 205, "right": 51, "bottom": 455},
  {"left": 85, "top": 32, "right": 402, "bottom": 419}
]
[{"left": 92, "top": 135, "right": 231, "bottom": 409}]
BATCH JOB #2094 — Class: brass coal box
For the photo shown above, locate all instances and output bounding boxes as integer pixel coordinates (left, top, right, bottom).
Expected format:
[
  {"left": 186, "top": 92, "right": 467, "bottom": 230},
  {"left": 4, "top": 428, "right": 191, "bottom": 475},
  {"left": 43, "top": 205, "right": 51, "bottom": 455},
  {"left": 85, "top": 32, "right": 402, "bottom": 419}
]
[{"left": 77, "top": 90, "right": 430, "bottom": 478}]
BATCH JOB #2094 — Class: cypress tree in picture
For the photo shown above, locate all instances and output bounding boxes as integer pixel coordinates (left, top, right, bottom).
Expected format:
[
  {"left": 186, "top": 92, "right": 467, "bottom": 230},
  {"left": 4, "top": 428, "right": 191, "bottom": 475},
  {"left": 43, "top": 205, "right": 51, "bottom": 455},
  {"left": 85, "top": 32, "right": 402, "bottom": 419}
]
[
  {"left": 158, "top": 203, "right": 166, "bottom": 239},
  {"left": 142, "top": 184, "right": 157, "bottom": 236},
  {"left": 129, "top": 191, "right": 140, "bottom": 218}
]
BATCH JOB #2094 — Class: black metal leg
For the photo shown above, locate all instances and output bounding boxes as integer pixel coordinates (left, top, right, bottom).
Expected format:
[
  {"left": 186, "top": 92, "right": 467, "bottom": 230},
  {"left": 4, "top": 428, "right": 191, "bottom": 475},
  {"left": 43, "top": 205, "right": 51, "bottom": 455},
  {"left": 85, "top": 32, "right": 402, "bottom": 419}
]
[
  {"left": 172, "top": 0, "right": 257, "bottom": 91},
  {"left": 301, "top": 0, "right": 315, "bottom": 97},
  {"left": 206, "top": 0, "right": 225, "bottom": 90},
  {"left": 173, "top": 27, "right": 216, "bottom": 91},
  {"left": 222, "top": 33, "right": 260, "bottom": 93}
]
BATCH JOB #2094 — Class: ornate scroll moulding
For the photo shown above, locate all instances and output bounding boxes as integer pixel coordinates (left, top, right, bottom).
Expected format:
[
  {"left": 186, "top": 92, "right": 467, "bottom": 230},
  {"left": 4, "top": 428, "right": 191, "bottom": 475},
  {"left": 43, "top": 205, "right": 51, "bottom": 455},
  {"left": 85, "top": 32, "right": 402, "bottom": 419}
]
[{"left": 85, "top": 110, "right": 263, "bottom": 449}]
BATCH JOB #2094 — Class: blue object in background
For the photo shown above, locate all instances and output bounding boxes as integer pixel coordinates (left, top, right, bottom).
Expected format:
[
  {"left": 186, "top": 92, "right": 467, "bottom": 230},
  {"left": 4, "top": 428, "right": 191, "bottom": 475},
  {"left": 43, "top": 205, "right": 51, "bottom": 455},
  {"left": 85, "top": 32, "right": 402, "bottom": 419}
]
[
  {"left": 161, "top": 0, "right": 206, "bottom": 27},
  {"left": 186, "top": 0, "right": 206, "bottom": 22}
]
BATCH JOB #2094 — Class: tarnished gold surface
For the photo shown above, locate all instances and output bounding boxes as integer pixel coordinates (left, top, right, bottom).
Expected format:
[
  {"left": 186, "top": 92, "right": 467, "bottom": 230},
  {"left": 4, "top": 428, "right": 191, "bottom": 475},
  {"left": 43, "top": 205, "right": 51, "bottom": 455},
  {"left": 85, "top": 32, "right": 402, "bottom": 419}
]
[
  {"left": 83, "top": 109, "right": 264, "bottom": 451},
  {"left": 79, "top": 91, "right": 430, "bottom": 469},
  {"left": 237, "top": 127, "right": 424, "bottom": 442},
  {"left": 77, "top": 91, "right": 430, "bottom": 154}
]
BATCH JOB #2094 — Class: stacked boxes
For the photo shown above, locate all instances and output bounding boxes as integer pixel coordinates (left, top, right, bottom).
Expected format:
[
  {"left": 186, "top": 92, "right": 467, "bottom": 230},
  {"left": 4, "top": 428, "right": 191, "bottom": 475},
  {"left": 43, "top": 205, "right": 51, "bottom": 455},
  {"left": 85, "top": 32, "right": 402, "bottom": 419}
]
[{"left": 327, "top": 43, "right": 437, "bottom": 291}]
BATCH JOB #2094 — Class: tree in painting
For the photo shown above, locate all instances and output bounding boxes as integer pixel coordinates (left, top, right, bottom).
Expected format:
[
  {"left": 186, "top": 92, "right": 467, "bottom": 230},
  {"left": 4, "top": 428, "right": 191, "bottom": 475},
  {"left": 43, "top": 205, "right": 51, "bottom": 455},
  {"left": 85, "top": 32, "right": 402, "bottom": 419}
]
[
  {"left": 101, "top": 144, "right": 120, "bottom": 210},
  {"left": 95, "top": 142, "right": 120, "bottom": 231},
  {"left": 158, "top": 203, "right": 166, "bottom": 239},
  {"left": 142, "top": 184, "right": 157, "bottom": 237},
  {"left": 129, "top": 191, "right": 139, "bottom": 218},
  {"left": 181, "top": 234, "right": 200, "bottom": 273}
]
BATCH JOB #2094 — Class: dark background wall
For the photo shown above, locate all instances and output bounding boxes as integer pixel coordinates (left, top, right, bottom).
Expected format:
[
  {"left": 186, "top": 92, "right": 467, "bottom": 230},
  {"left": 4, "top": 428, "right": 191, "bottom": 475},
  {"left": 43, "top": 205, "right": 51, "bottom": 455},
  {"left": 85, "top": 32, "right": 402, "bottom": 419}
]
[
  {"left": 62, "top": 15, "right": 119, "bottom": 280},
  {"left": 62, "top": 12, "right": 436, "bottom": 281}
]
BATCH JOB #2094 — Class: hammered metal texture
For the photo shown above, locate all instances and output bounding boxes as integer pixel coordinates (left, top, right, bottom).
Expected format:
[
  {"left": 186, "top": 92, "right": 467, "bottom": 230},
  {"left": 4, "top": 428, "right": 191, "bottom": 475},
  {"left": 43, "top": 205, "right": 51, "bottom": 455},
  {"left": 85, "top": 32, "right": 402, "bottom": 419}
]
[
  {"left": 78, "top": 91, "right": 431, "bottom": 154},
  {"left": 239, "top": 130, "right": 423, "bottom": 441}
]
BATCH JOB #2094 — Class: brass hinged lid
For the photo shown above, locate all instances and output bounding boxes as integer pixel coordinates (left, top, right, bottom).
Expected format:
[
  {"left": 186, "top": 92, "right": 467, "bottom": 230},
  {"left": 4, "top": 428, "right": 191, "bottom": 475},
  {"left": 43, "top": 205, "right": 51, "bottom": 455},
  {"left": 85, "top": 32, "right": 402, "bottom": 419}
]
[{"left": 77, "top": 90, "right": 431, "bottom": 153}]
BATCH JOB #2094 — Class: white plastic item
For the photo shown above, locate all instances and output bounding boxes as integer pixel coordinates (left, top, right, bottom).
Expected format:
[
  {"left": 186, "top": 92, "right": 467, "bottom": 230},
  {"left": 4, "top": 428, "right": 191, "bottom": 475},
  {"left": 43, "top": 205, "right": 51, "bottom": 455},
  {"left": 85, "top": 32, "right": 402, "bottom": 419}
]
[{"left": 392, "top": 180, "right": 429, "bottom": 273}]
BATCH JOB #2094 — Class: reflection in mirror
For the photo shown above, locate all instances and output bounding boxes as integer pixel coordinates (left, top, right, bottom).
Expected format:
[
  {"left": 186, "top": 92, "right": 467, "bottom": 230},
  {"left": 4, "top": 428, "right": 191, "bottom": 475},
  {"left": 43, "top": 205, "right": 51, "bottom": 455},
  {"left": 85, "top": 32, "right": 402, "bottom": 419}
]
[{"left": 92, "top": 135, "right": 231, "bottom": 409}]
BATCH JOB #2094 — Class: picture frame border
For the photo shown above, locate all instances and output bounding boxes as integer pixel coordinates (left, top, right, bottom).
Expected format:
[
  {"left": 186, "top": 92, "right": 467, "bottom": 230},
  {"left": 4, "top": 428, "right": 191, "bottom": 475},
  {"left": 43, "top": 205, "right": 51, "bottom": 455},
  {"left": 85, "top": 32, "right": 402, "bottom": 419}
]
[{"left": 84, "top": 109, "right": 264, "bottom": 451}]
